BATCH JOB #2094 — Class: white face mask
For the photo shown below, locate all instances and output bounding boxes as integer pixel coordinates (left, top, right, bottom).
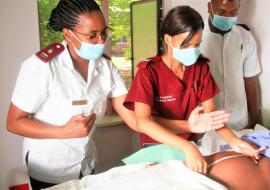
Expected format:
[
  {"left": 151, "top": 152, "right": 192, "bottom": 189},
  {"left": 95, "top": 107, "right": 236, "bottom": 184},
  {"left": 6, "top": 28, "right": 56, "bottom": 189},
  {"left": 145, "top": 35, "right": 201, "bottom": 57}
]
[{"left": 69, "top": 30, "right": 105, "bottom": 61}]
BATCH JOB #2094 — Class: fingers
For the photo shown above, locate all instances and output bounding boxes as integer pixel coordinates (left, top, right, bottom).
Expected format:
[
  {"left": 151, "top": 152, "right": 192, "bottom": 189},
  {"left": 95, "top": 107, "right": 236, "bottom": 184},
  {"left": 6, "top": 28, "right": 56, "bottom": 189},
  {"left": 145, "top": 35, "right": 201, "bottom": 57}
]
[
  {"left": 237, "top": 143, "right": 261, "bottom": 158},
  {"left": 211, "top": 112, "right": 230, "bottom": 121},
  {"left": 205, "top": 112, "right": 230, "bottom": 131},
  {"left": 203, "top": 121, "right": 226, "bottom": 132},
  {"left": 85, "top": 113, "right": 96, "bottom": 124},
  {"left": 209, "top": 114, "right": 230, "bottom": 127},
  {"left": 202, "top": 111, "right": 229, "bottom": 123},
  {"left": 251, "top": 156, "right": 259, "bottom": 164},
  {"left": 71, "top": 113, "right": 96, "bottom": 130},
  {"left": 72, "top": 114, "right": 86, "bottom": 121},
  {"left": 253, "top": 146, "right": 266, "bottom": 159},
  {"left": 190, "top": 160, "right": 207, "bottom": 175},
  {"left": 186, "top": 156, "right": 207, "bottom": 175},
  {"left": 197, "top": 160, "right": 207, "bottom": 174},
  {"left": 258, "top": 146, "right": 267, "bottom": 152},
  {"left": 211, "top": 120, "right": 227, "bottom": 127},
  {"left": 86, "top": 114, "right": 96, "bottom": 128},
  {"left": 207, "top": 110, "right": 227, "bottom": 117},
  {"left": 202, "top": 160, "right": 208, "bottom": 175}
]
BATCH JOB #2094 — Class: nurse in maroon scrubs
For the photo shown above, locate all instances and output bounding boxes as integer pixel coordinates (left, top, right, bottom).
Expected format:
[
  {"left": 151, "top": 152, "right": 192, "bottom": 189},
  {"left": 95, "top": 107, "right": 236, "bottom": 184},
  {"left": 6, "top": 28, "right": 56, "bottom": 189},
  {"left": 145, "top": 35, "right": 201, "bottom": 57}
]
[{"left": 124, "top": 5, "right": 261, "bottom": 175}]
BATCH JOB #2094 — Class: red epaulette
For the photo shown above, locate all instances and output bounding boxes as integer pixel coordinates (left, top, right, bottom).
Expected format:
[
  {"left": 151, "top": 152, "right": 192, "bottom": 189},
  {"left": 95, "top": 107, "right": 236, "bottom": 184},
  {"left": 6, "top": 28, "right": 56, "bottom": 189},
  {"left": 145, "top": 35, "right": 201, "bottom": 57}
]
[
  {"left": 35, "top": 43, "right": 65, "bottom": 63},
  {"left": 102, "top": 53, "right": 112, "bottom": 60},
  {"left": 198, "top": 54, "right": 210, "bottom": 63},
  {"left": 137, "top": 56, "right": 161, "bottom": 69}
]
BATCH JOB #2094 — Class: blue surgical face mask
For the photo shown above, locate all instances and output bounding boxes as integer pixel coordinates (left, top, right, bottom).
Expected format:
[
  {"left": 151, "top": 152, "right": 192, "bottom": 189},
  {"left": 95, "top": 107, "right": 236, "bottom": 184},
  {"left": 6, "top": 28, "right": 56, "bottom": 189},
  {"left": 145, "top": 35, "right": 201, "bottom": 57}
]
[
  {"left": 172, "top": 47, "right": 200, "bottom": 66},
  {"left": 170, "top": 38, "right": 200, "bottom": 66},
  {"left": 210, "top": 4, "right": 237, "bottom": 31},
  {"left": 69, "top": 30, "right": 105, "bottom": 61}
]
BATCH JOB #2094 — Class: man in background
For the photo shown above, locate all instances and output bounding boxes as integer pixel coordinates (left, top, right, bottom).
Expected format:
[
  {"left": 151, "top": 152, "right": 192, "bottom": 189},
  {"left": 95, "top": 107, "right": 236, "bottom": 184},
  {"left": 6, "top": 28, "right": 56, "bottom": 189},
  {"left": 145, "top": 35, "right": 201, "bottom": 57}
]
[{"left": 201, "top": 0, "right": 261, "bottom": 130}]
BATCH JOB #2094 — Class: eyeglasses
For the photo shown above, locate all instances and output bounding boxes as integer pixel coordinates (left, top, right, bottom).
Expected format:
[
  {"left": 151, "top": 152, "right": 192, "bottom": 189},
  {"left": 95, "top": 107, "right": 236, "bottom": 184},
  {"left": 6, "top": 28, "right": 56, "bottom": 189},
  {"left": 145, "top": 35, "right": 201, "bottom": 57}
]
[{"left": 72, "top": 26, "right": 111, "bottom": 44}]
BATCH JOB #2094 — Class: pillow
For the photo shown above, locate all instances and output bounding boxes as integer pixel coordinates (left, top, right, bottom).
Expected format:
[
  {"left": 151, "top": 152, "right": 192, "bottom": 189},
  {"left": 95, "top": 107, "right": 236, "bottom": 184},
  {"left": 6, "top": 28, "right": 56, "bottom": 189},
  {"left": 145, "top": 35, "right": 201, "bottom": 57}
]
[{"left": 122, "top": 144, "right": 185, "bottom": 165}]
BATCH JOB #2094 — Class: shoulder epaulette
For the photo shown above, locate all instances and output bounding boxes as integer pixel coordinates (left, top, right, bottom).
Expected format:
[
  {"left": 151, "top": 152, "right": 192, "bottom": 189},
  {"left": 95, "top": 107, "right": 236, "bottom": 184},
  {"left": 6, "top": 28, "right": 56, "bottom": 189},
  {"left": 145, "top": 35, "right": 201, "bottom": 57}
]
[
  {"left": 237, "top": 24, "right": 250, "bottom": 31},
  {"left": 138, "top": 59, "right": 152, "bottom": 69},
  {"left": 35, "top": 43, "right": 65, "bottom": 63},
  {"left": 137, "top": 55, "right": 161, "bottom": 69},
  {"left": 197, "top": 54, "right": 210, "bottom": 62},
  {"left": 102, "top": 53, "right": 112, "bottom": 60}
]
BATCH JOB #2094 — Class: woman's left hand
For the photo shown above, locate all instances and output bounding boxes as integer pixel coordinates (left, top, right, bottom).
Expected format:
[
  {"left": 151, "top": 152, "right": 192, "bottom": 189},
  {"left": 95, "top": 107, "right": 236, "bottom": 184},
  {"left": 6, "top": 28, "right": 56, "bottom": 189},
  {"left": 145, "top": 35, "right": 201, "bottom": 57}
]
[{"left": 230, "top": 138, "right": 262, "bottom": 159}]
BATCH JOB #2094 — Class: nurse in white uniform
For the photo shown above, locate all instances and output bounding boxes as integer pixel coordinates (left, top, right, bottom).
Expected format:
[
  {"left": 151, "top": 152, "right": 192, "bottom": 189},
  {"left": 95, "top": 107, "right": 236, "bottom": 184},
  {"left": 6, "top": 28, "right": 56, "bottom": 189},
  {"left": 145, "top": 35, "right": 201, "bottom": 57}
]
[
  {"left": 6, "top": 0, "right": 136, "bottom": 189},
  {"left": 200, "top": 0, "right": 261, "bottom": 130}
]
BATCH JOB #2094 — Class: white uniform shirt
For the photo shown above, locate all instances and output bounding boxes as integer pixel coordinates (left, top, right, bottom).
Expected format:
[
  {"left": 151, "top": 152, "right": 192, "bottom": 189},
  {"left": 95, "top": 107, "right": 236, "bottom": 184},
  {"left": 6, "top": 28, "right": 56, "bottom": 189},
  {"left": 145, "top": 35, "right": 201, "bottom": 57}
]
[
  {"left": 201, "top": 23, "right": 261, "bottom": 130},
  {"left": 11, "top": 41, "right": 127, "bottom": 183}
]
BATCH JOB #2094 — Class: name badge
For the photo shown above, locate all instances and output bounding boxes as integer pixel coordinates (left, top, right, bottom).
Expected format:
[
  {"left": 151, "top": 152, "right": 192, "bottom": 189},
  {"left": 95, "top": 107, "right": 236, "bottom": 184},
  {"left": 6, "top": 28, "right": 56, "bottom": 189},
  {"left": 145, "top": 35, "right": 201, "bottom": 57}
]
[{"left": 72, "top": 99, "right": 88, "bottom": 106}]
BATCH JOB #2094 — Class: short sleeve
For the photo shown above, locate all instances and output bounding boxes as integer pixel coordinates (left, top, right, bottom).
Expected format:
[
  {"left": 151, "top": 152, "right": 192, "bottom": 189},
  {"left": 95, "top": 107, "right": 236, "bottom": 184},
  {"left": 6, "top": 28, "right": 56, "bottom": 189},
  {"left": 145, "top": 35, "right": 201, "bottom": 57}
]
[
  {"left": 11, "top": 56, "right": 51, "bottom": 113},
  {"left": 108, "top": 62, "right": 128, "bottom": 98},
  {"left": 123, "top": 68, "right": 154, "bottom": 111},
  {"left": 199, "top": 63, "right": 220, "bottom": 102},
  {"left": 243, "top": 32, "right": 261, "bottom": 77}
]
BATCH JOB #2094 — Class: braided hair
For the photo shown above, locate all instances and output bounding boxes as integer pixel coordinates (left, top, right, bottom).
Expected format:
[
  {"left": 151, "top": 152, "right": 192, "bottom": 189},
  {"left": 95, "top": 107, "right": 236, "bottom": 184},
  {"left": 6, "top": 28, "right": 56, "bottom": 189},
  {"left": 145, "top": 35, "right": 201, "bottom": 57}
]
[{"left": 47, "top": 0, "right": 101, "bottom": 31}]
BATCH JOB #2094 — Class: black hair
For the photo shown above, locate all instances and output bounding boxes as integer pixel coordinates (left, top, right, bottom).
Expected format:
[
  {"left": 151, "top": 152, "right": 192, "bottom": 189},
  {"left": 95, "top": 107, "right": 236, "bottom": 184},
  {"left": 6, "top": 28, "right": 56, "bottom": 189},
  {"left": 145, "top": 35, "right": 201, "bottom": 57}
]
[
  {"left": 47, "top": 0, "right": 101, "bottom": 31},
  {"left": 160, "top": 6, "right": 204, "bottom": 47}
]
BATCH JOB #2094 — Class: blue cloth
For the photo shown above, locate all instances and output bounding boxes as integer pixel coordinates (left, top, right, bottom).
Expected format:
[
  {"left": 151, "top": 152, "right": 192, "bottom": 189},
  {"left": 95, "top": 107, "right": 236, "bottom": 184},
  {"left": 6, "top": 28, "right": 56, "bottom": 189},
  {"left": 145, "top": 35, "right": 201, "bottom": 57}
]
[
  {"left": 219, "top": 144, "right": 232, "bottom": 152},
  {"left": 241, "top": 130, "right": 270, "bottom": 158}
]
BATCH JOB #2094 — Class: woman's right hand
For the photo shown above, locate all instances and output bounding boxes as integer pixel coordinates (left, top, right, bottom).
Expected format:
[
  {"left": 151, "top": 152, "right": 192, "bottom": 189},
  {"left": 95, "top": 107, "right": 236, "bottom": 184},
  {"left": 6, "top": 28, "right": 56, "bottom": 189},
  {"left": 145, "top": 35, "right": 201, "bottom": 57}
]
[
  {"left": 182, "top": 142, "right": 207, "bottom": 174},
  {"left": 188, "top": 106, "right": 230, "bottom": 133},
  {"left": 63, "top": 113, "right": 96, "bottom": 138}
]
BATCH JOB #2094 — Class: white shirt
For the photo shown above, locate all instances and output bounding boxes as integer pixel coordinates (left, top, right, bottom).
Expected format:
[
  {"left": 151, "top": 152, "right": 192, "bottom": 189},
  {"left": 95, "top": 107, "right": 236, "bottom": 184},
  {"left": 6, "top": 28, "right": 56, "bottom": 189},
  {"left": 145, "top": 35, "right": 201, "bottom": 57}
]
[
  {"left": 201, "top": 22, "right": 261, "bottom": 130},
  {"left": 11, "top": 41, "right": 127, "bottom": 183}
]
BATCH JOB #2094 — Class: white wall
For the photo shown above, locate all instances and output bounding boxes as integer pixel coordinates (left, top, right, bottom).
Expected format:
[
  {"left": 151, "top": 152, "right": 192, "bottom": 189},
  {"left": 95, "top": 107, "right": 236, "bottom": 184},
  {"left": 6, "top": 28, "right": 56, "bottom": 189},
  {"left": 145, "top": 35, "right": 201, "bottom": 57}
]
[
  {"left": 0, "top": 0, "right": 40, "bottom": 189},
  {"left": 164, "top": 0, "right": 270, "bottom": 110}
]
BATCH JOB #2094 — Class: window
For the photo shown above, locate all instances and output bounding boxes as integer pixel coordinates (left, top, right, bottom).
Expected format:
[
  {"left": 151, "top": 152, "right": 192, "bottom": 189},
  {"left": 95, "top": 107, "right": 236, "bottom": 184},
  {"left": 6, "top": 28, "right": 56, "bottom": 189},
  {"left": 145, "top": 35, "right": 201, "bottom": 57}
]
[
  {"left": 105, "top": 0, "right": 132, "bottom": 85},
  {"left": 38, "top": 0, "right": 132, "bottom": 86},
  {"left": 38, "top": 0, "right": 63, "bottom": 48}
]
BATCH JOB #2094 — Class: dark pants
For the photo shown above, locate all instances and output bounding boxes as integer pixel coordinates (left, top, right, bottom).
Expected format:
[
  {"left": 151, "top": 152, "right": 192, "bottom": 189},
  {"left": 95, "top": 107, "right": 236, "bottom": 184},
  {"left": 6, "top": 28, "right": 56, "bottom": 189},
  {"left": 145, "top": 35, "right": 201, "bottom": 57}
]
[
  {"left": 29, "top": 177, "right": 56, "bottom": 190},
  {"left": 26, "top": 152, "right": 95, "bottom": 190},
  {"left": 29, "top": 170, "right": 95, "bottom": 190}
]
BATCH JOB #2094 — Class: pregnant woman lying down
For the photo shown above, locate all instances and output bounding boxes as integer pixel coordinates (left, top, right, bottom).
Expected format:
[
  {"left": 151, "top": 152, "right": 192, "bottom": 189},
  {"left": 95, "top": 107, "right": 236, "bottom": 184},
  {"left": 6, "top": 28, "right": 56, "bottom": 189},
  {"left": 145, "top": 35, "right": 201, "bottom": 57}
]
[
  {"left": 123, "top": 140, "right": 270, "bottom": 190},
  {"left": 206, "top": 151, "right": 270, "bottom": 190}
]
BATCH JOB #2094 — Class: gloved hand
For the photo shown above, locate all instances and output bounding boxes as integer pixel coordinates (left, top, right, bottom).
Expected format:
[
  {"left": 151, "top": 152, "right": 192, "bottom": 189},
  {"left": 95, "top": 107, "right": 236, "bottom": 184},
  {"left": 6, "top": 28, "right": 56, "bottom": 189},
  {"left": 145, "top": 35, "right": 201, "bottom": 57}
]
[
  {"left": 188, "top": 106, "right": 230, "bottom": 133},
  {"left": 230, "top": 137, "right": 265, "bottom": 159}
]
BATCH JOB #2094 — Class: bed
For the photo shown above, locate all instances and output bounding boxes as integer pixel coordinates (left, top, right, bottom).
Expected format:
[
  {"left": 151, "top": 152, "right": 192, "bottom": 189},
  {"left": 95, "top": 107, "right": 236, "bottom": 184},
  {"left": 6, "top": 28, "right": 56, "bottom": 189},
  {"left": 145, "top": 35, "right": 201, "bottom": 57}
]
[{"left": 45, "top": 124, "right": 268, "bottom": 190}]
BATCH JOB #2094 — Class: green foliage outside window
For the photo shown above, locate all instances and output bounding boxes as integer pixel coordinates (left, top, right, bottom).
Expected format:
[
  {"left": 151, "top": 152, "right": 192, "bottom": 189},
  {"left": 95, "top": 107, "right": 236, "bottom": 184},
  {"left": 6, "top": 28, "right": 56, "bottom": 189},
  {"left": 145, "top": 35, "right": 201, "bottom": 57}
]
[
  {"left": 38, "top": 0, "right": 63, "bottom": 48},
  {"left": 109, "top": 1, "right": 130, "bottom": 46},
  {"left": 109, "top": 0, "right": 131, "bottom": 60}
]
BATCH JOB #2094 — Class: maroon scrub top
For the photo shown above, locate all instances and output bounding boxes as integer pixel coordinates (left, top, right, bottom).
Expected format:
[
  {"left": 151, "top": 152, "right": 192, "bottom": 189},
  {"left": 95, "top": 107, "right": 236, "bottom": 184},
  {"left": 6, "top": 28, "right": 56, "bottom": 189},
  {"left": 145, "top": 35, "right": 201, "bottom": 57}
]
[{"left": 124, "top": 55, "right": 219, "bottom": 146}]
